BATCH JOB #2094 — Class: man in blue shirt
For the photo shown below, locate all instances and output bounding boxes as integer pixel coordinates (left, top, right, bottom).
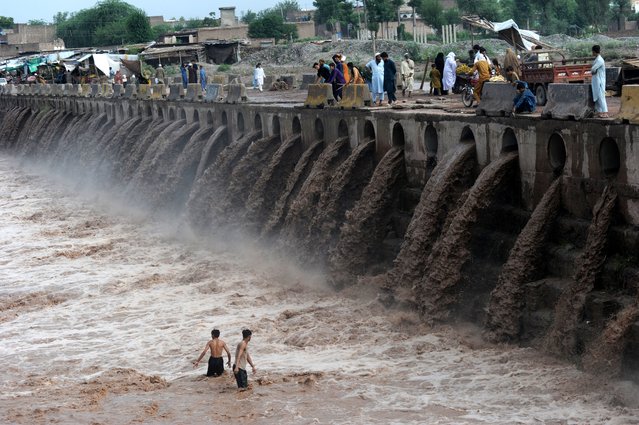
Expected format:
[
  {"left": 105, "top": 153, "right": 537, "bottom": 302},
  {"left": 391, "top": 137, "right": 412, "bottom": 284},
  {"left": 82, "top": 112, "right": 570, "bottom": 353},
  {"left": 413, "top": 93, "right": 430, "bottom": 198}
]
[{"left": 512, "top": 81, "right": 536, "bottom": 114}]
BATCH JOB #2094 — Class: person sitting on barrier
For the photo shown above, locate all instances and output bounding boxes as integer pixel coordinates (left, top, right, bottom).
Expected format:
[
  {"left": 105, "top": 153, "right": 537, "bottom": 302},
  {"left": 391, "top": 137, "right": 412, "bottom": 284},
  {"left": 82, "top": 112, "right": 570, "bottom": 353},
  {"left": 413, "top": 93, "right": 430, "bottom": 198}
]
[
  {"left": 512, "top": 81, "right": 536, "bottom": 114},
  {"left": 313, "top": 60, "right": 331, "bottom": 84},
  {"left": 468, "top": 55, "right": 491, "bottom": 105},
  {"left": 505, "top": 66, "right": 519, "bottom": 85},
  {"left": 326, "top": 62, "right": 346, "bottom": 101},
  {"left": 348, "top": 62, "right": 364, "bottom": 84},
  {"left": 429, "top": 64, "right": 441, "bottom": 96},
  {"left": 492, "top": 58, "right": 501, "bottom": 76}
]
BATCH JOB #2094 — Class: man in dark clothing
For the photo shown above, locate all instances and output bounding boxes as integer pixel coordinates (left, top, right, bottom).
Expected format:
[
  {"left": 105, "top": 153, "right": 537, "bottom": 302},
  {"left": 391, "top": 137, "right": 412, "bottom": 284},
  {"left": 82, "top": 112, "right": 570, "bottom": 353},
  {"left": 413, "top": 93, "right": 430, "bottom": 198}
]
[
  {"left": 512, "top": 81, "right": 536, "bottom": 114},
  {"left": 326, "top": 62, "right": 346, "bottom": 100},
  {"left": 181, "top": 64, "right": 188, "bottom": 88},
  {"left": 313, "top": 61, "right": 331, "bottom": 83},
  {"left": 188, "top": 63, "right": 197, "bottom": 84},
  {"left": 380, "top": 52, "right": 397, "bottom": 104}
]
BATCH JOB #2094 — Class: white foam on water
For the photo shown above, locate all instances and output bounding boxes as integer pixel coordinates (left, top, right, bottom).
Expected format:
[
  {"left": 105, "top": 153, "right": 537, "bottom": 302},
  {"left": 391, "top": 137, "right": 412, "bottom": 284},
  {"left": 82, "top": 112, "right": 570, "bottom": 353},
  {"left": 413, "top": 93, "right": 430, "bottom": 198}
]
[{"left": 1, "top": 154, "right": 638, "bottom": 424}]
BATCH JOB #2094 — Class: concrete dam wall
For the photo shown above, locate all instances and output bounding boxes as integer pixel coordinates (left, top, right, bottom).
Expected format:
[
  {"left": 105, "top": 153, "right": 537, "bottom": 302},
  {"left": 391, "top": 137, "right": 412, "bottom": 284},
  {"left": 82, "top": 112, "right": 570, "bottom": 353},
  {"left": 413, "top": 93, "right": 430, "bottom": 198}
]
[{"left": 1, "top": 91, "right": 638, "bottom": 381}]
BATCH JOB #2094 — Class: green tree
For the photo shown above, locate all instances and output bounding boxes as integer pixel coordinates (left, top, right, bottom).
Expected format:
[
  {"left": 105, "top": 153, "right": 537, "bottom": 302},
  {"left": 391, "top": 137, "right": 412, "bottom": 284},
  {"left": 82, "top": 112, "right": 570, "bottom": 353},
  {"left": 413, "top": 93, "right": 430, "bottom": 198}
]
[
  {"left": 274, "top": 0, "right": 301, "bottom": 20},
  {"left": 416, "top": 0, "right": 445, "bottom": 30},
  {"left": 365, "top": 0, "right": 395, "bottom": 36},
  {"left": 313, "top": 0, "right": 358, "bottom": 31},
  {"left": 53, "top": 12, "right": 69, "bottom": 25},
  {"left": 55, "top": 0, "right": 153, "bottom": 47},
  {"left": 248, "top": 10, "right": 298, "bottom": 41},
  {"left": 242, "top": 10, "right": 258, "bottom": 24},
  {"left": 611, "top": 0, "right": 631, "bottom": 28},
  {"left": 151, "top": 23, "right": 174, "bottom": 40},
  {"left": 456, "top": 0, "right": 503, "bottom": 21},
  {"left": 0, "top": 16, "right": 14, "bottom": 28},
  {"left": 125, "top": 10, "right": 153, "bottom": 42}
]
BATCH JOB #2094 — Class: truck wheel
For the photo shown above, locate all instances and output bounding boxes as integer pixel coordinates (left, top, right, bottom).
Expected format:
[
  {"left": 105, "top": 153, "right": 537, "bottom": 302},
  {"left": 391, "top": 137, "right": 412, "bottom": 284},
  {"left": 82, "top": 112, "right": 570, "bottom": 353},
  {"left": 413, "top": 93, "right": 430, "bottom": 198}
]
[{"left": 536, "top": 85, "right": 547, "bottom": 106}]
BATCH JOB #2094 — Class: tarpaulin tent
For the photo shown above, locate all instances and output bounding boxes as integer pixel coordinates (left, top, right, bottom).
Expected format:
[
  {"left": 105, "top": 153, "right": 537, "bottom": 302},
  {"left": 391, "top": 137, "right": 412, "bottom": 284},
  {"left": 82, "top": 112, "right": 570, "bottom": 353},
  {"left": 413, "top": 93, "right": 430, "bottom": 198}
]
[{"left": 461, "top": 16, "right": 553, "bottom": 51}]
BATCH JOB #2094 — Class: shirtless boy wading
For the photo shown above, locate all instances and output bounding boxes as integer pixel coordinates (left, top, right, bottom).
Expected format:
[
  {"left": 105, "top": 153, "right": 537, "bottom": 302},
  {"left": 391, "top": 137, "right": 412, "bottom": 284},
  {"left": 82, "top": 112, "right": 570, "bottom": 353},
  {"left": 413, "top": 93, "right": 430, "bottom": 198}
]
[{"left": 193, "top": 329, "right": 232, "bottom": 377}]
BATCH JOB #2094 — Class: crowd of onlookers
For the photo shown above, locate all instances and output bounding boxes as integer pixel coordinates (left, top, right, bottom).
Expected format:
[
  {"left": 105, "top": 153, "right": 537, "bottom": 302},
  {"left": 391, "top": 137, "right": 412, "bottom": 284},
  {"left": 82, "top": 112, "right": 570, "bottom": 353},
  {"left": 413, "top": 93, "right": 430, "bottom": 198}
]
[{"left": 311, "top": 52, "right": 418, "bottom": 106}]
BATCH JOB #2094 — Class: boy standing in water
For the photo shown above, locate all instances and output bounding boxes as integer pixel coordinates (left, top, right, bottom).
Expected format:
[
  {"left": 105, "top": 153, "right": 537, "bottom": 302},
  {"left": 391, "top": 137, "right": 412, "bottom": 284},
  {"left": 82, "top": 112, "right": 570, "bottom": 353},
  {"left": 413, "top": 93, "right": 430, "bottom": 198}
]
[
  {"left": 233, "top": 329, "right": 256, "bottom": 390},
  {"left": 193, "top": 329, "right": 232, "bottom": 377}
]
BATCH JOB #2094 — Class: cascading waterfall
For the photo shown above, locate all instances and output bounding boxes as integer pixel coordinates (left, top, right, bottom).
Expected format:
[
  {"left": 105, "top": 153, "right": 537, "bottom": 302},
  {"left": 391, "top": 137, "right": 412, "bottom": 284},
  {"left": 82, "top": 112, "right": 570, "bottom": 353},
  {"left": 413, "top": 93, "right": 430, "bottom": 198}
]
[
  {"left": 278, "top": 136, "right": 351, "bottom": 251},
  {"left": 417, "top": 151, "right": 519, "bottom": 321},
  {"left": 244, "top": 134, "right": 303, "bottom": 231},
  {"left": 125, "top": 120, "right": 200, "bottom": 204},
  {"left": 385, "top": 142, "right": 477, "bottom": 291},
  {"left": 328, "top": 146, "right": 406, "bottom": 288},
  {"left": 261, "top": 140, "right": 325, "bottom": 239},
  {"left": 152, "top": 125, "right": 217, "bottom": 210},
  {"left": 544, "top": 185, "right": 617, "bottom": 357},
  {"left": 483, "top": 178, "right": 562, "bottom": 342},
  {"left": 185, "top": 130, "right": 261, "bottom": 231},
  {"left": 214, "top": 134, "right": 281, "bottom": 226},
  {"left": 581, "top": 294, "right": 639, "bottom": 378},
  {"left": 304, "top": 140, "right": 376, "bottom": 263}
]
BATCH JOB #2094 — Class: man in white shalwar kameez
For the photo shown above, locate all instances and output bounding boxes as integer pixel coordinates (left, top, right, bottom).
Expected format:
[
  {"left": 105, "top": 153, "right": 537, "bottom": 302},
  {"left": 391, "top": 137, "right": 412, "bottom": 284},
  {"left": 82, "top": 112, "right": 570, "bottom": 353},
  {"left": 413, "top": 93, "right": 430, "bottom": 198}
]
[
  {"left": 442, "top": 52, "right": 457, "bottom": 95},
  {"left": 591, "top": 45, "right": 608, "bottom": 118},
  {"left": 366, "top": 53, "right": 385, "bottom": 105}
]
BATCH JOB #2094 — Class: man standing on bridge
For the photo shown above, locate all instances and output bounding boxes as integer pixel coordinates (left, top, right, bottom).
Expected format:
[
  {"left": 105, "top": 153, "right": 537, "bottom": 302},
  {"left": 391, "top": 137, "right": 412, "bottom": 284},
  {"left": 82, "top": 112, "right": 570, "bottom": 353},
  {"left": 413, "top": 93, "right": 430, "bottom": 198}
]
[
  {"left": 591, "top": 44, "right": 608, "bottom": 118},
  {"left": 381, "top": 52, "right": 397, "bottom": 105}
]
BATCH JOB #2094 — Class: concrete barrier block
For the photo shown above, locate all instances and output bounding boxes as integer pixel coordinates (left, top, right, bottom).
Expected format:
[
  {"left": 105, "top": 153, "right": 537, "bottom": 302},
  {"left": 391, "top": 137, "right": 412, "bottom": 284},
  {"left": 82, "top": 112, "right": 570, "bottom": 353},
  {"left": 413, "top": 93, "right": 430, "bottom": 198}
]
[
  {"left": 224, "top": 83, "right": 248, "bottom": 103},
  {"left": 100, "top": 83, "right": 114, "bottom": 98},
  {"left": 90, "top": 84, "right": 100, "bottom": 97},
  {"left": 15, "top": 85, "right": 25, "bottom": 95},
  {"left": 40, "top": 85, "right": 52, "bottom": 96},
  {"left": 337, "top": 84, "right": 372, "bottom": 109},
  {"left": 185, "top": 84, "right": 202, "bottom": 102},
  {"left": 203, "top": 84, "right": 223, "bottom": 102},
  {"left": 542, "top": 83, "right": 594, "bottom": 120},
  {"left": 618, "top": 84, "right": 639, "bottom": 124},
  {"left": 62, "top": 83, "right": 73, "bottom": 96},
  {"left": 7, "top": 84, "right": 18, "bottom": 96},
  {"left": 280, "top": 75, "right": 294, "bottom": 89},
  {"left": 138, "top": 84, "right": 151, "bottom": 100},
  {"left": 228, "top": 74, "right": 241, "bottom": 84},
  {"left": 68, "top": 84, "right": 82, "bottom": 96},
  {"left": 263, "top": 76, "right": 274, "bottom": 88},
  {"left": 476, "top": 82, "right": 518, "bottom": 117},
  {"left": 52, "top": 84, "right": 65, "bottom": 97},
  {"left": 167, "top": 84, "right": 184, "bottom": 101},
  {"left": 151, "top": 84, "right": 167, "bottom": 100},
  {"left": 112, "top": 84, "right": 124, "bottom": 98},
  {"left": 80, "top": 84, "right": 91, "bottom": 97},
  {"left": 300, "top": 74, "right": 316, "bottom": 90},
  {"left": 304, "top": 84, "right": 335, "bottom": 108},
  {"left": 124, "top": 84, "right": 137, "bottom": 99},
  {"left": 211, "top": 75, "right": 226, "bottom": 84}
]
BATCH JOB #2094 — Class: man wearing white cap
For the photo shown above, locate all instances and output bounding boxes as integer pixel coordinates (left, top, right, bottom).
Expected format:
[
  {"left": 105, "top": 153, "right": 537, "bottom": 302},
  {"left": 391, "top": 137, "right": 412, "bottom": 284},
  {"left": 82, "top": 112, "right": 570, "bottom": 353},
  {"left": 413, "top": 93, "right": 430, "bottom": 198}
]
[
  {"left": 366, "top": 52, "right": 385, "bottom": 106},
  {"left": 401, "top": 53, "right": 415, "bottom": 97}
]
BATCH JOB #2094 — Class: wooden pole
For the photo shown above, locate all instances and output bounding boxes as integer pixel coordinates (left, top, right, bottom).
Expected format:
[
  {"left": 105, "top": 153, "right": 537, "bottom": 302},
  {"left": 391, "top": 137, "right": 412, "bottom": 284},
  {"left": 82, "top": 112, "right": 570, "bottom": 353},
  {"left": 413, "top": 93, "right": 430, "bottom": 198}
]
[{"left": 419, "top": 56, "right": 430, "bottom": 91}]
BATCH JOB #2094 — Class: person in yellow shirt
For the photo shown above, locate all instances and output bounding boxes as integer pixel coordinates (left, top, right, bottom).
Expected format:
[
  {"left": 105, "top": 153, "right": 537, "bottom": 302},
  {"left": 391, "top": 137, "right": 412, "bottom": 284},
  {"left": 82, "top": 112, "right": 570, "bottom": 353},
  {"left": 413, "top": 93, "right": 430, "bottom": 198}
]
[
  {"left": 429, "top": 64, "right": 441, "bottom": 95},
  {"left": 469, "top": 48, "right": 491, "bottom": 104}
]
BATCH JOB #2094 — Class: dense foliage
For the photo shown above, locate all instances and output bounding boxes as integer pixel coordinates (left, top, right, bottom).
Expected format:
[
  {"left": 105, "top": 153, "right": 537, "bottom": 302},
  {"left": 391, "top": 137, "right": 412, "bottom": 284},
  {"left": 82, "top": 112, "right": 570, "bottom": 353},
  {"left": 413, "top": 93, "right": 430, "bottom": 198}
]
[
  {"left": 55, "top": 0, "right": 153, "bottom": 47},
  {"left": 248, "top": 10, "right": 299, "bottom": 41},
  {"left": 248, "top": 2, "right": 301, "bottom": 41},
  {"left": 0, "top": 16, "right": 14, "bottom": 29}
]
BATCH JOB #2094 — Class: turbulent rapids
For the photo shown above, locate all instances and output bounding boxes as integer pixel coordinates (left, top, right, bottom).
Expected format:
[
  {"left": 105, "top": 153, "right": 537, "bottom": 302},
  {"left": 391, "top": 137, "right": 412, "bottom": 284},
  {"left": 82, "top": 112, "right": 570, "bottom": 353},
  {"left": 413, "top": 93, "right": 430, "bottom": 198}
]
[{"left": 1, "top": 95, "right": 639, "bottom": 423}]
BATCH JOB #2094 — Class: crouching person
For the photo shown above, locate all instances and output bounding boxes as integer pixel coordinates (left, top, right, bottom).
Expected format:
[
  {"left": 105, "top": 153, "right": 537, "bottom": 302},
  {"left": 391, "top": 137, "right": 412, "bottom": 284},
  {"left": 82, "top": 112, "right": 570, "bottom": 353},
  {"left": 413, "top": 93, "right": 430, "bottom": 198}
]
[{"left": 512, "top": 82, "right": 536, "bottom": 114}]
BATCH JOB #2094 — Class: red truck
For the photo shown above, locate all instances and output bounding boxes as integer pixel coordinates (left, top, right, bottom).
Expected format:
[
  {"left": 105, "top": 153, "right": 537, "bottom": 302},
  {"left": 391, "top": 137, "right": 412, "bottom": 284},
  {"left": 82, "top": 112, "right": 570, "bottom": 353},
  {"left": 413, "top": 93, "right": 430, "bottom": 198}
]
[{"left": 519, "top": 50, "right": 592, "bottom": 106}]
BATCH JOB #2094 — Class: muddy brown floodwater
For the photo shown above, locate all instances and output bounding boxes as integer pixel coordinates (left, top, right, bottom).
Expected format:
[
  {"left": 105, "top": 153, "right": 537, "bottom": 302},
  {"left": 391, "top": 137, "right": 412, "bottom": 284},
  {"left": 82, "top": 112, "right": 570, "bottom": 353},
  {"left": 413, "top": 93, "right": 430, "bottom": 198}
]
[{"left": 1, "top": 155, "right": 638, "bottom": 425}]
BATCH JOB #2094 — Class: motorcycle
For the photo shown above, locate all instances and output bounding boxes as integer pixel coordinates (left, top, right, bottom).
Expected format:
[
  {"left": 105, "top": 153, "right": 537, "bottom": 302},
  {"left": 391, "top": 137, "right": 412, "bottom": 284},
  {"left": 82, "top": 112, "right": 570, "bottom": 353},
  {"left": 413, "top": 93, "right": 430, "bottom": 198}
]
[{"left": 461, "top": 75, "right": 478, "bottom": 107}]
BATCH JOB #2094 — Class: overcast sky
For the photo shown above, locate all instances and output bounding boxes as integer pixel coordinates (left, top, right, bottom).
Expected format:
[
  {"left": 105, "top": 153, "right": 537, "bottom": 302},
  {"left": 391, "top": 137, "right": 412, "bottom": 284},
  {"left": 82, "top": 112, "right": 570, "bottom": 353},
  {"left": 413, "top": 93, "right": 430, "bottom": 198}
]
[{"left": 1, "top": 0, "right": 316, "bottom": 23}]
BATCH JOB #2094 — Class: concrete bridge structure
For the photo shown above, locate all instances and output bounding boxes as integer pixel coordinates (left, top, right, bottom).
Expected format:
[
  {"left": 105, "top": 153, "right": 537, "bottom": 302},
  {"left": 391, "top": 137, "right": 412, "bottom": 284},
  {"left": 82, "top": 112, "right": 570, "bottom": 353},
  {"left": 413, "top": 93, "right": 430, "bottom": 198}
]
[{"left": 1, "top": 83, "right": 638, "bottom": 380}]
